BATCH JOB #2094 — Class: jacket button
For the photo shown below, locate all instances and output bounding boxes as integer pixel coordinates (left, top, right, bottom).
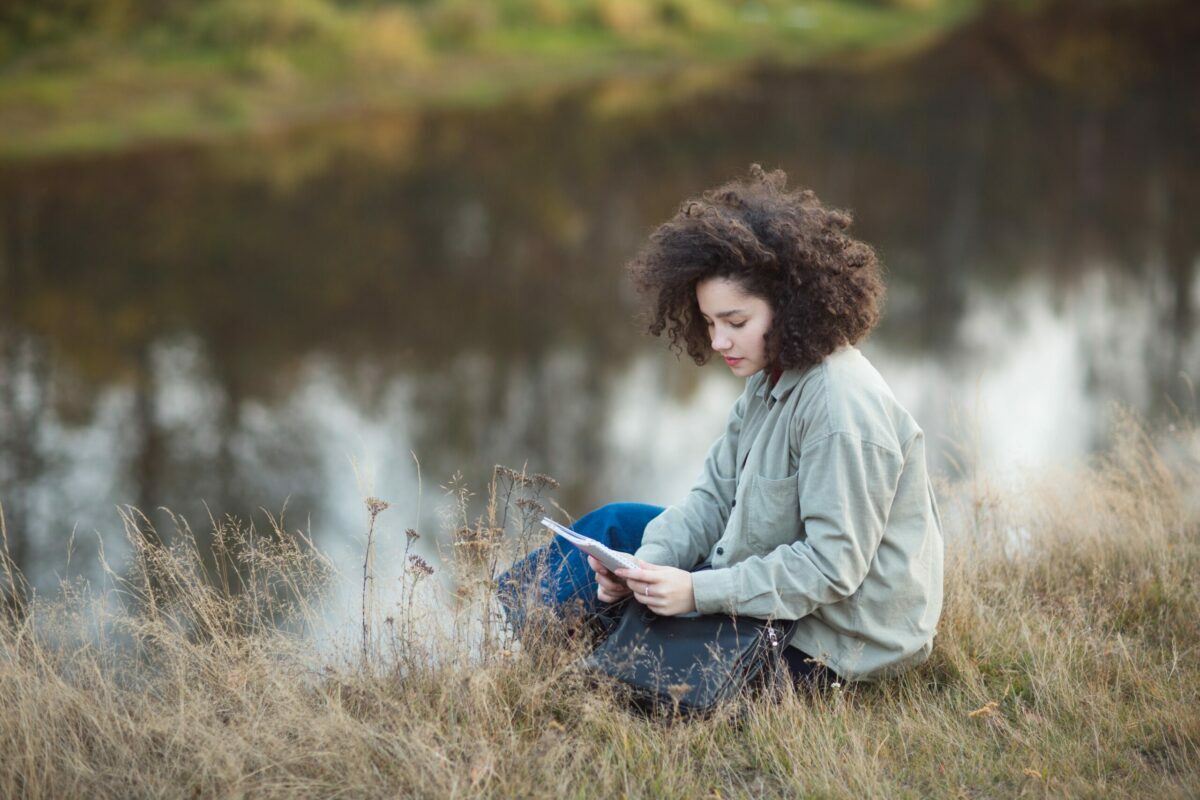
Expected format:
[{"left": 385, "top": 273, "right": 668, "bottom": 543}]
[
  {"left": 716, "top": 547, "right": 725, "bottom": 556},
  {"left": 731, "top": 500, "right": 736, "bottom": 508}
]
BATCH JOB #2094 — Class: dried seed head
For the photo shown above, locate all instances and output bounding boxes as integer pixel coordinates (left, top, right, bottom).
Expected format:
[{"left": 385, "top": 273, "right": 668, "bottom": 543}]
[
  {"left": 365, "top": 497, "right": 391, "bottom": 516},
  {"left": 667, "top": 683, "right": 692, "bottom": 703},
  {"left": 407, "top": 554, "right": 434, "bottom": 577},
  {"left": 515, "top": 497, "right": 545, "bottom": 514},
  {"left": 968, "top": 701, "right": 1000, "bottom": 718},
  {"left": 531, "top": 473, "right": 559, "bottom": 490}
]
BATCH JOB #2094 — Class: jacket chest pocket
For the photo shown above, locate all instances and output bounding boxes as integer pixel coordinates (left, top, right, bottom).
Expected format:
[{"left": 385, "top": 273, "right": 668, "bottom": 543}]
[{"left": 745, "top": 472, "right": 803, "bottom": 552}]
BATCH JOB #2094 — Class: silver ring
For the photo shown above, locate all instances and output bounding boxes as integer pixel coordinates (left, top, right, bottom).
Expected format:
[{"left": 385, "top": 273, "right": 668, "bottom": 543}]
[{"left": 644, "top": 585, "right": 651, "bottom": 597}]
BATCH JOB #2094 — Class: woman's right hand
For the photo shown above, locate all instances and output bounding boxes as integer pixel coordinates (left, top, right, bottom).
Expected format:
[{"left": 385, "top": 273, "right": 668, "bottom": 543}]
[{"left": 589, "top": 555, "right": 633, "bottom": 603}]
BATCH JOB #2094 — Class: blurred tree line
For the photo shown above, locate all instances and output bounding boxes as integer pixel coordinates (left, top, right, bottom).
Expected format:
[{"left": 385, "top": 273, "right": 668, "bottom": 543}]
[
  {"left": 0, "top": 0, "right": 960, "bottom": 63},
  {"left": 0, "top": 0, "right": 992, "bottom": 159},
  {"left": 0, "top": 0, "right": 1167, "bottom": 54}
]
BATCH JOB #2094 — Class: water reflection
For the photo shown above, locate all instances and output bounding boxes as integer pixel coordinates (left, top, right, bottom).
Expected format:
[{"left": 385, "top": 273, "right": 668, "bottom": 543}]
[{"left": 0, "top": 4, "right": 1196, "bottom": 600}]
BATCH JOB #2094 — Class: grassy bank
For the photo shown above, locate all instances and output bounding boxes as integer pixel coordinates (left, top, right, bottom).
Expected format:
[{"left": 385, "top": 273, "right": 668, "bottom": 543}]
[
  {"left": 0, "top": 0, "right": 981, "bottom": 161},
  {"left": 1, "top": 410, "right": 1198, "bottom": 797}
]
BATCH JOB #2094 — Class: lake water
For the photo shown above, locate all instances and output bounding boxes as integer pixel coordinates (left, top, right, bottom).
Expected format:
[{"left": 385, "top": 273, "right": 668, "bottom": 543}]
[{"left": 0, "top": 6, "right": 1196, "bottom": 610}]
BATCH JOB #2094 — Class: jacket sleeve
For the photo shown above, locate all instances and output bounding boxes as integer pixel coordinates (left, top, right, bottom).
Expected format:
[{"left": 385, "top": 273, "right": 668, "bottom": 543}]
[
  {"left": 690, "top": 431, "right": 903, "bottom": 619},
  {"left": 633, "top": 382, "right": 749, "bottom": 570}
]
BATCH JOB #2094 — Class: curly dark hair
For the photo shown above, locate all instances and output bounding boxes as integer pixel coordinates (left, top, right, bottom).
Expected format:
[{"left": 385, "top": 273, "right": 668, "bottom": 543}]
[{"left": 626, "top": 165, "right": 884, "bottom": 373}]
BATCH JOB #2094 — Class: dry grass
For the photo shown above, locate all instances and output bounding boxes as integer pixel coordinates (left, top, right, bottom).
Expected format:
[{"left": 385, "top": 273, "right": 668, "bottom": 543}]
[{"left": 1, "top": 413, "right": 1198, "bottom": 798}]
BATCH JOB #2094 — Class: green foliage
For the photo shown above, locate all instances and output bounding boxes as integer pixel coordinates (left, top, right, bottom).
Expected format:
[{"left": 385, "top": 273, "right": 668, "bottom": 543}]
[
  {"left": 0, "top": 0, "right": 983, "bottom": 157},
  {"left": 424, "top": 0, "right": 500, "bottom": 45},
  {"left": 0, "top": 0, "right": 189, "bottom": 57},
  {"left": 177, "top": 0, "right": 349, "bottom": 49},
  {"left": 0, "top": 0, "right": 966, "bottom": 57}
]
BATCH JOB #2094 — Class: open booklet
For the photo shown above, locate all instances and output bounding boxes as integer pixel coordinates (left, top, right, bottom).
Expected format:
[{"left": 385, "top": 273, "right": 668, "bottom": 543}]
[{"left": 541, "top": 517, "right": 639, "bottom": 574}]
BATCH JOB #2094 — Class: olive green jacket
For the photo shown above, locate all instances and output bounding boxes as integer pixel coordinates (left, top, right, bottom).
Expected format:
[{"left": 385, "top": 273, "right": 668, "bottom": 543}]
[{"left": 634, "top": 346, "right": 944, "bottom": 682}]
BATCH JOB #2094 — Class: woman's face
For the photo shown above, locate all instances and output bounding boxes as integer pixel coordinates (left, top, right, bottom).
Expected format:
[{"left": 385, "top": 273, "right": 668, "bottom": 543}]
[{"left": 695, "top": 277, "right": 774, "bottom": 378}]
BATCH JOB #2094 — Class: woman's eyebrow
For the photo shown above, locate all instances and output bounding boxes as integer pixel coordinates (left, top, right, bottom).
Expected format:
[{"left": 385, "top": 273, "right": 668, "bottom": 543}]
[{"left": 714, "top": 309, "right": 746, "bottom": 318}]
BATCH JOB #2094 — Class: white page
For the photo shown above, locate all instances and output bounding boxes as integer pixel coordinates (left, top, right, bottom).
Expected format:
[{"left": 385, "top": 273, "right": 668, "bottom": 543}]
[{"left": 541, "top": 517, "right": 638, "bottom": 573}]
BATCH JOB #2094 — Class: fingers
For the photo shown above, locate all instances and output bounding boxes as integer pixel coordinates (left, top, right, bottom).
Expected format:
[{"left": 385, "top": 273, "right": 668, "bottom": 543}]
[
  {"left": 614, "top": 565, "right": 659, "bottom": 585},
  {"left": 621, "top": 572, "right": 660, "bottom": 593},
  {"left": 598, "top": 584, "right": 628, "bottom": 603},
  {"left": 626, "top": 577, "right": 666, "bottom": 603},
  {"left": 600, "top": 585, "right": 632, "bottom": 603},
  {"left": 596, "top": 570, "right": 631, "bottom": 604},
  {"left": 630, "top": 588, "right": 674, "bottom": 614},
  {"left": 621, "top": 566, "right": 695, "bottom": 616},
  {"left": 596, "top": 571, "right": 625, "bottom": 594}
]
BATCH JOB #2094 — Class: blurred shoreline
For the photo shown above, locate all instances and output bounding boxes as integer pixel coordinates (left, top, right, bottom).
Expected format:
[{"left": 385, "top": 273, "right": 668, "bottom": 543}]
[{"left": 0, "top": 0, "right": 982, "bottom": 162}]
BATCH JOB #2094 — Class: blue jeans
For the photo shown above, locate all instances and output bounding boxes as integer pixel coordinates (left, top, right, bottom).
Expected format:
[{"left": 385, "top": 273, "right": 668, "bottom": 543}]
[
  {"left": 496, "top": 502, "right": 664, "bottom": 630},
  {"left": 497, "top": 502, "right": 839, "bottom": 687}
]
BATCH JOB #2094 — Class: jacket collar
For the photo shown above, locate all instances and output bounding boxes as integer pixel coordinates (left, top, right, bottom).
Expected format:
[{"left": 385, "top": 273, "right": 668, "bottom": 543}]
[
  {"left": 753, "top": 346, "right": 848, "bottom": 404},
  {"left": 753, "top": 366, "right": 807, "bottom": 404}
]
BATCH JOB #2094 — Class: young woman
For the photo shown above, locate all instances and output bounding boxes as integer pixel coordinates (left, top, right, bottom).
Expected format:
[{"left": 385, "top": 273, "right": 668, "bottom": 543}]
[{"left": 499, "top": 165, "right": 944, "bottom": 685}]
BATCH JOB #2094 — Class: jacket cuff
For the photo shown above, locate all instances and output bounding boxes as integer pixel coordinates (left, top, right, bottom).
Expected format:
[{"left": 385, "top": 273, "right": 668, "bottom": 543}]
[{"left": 690, "top": 568, "right": 736, "bottom": 615}]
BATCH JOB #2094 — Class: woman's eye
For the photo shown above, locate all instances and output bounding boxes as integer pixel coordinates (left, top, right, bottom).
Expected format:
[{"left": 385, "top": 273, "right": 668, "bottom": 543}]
[{"left": 731, "top": 321, "right": 747, "bottom": 329}]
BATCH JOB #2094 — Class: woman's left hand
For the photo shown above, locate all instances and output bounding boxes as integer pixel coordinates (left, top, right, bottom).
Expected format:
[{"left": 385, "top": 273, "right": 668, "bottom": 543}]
[{"left": 616, "top": 561, "right": 697, "bottom": 616}]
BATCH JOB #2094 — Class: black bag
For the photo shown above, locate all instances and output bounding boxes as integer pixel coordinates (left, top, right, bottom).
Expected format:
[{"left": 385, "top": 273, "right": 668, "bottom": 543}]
[{"left": 584, "top": 593, "right": 799, "bottom": 716}]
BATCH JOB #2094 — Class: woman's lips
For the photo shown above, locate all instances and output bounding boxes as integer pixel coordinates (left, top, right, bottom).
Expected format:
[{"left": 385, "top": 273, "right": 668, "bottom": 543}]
[{"left": 724, "top": 357, "right": 743, "bottom": 366}]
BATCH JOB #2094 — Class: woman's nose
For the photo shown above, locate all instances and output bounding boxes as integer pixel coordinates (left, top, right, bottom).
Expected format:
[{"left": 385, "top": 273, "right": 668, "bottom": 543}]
[{"left": 711, "top": 332, "right": 731, "bottom": 351}]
